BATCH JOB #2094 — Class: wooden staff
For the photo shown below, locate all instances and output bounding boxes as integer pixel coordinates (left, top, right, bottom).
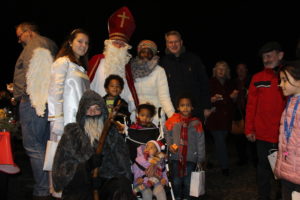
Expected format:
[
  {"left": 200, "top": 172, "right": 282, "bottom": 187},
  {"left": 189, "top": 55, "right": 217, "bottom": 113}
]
[{"left": 92, "top": 100, "right": 122, "bottom": 200}]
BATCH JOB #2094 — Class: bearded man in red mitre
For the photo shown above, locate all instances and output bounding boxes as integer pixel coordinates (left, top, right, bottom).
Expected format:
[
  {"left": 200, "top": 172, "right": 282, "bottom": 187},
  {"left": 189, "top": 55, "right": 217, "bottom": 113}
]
[{"left": 88, "top": 6, "right": 139, "bottom": 109}]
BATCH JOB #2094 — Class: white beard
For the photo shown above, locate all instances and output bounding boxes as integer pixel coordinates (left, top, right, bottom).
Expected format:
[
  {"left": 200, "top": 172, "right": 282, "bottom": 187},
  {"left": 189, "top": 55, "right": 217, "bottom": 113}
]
[
  {"left": 103, "top": 40, "right": 132, "bottom": 79},
  {"left": 84, "top": 116, "right": 104, "bottom": 145}
]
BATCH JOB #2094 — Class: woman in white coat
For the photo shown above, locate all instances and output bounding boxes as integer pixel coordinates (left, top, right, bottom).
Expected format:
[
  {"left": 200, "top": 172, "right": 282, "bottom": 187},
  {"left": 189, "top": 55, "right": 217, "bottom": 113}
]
[
  {"left": 130, "top": 40, "right": 174, "bottom": 127},
  {"left": 47, "top": 29, "right": 90, "bottom": 197}
]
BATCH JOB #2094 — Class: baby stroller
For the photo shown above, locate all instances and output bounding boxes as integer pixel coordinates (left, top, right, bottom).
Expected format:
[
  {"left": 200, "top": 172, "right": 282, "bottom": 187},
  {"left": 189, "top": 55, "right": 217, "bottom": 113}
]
[
  {"left": 126, "top": 126, "right": 162, "bottom": 162},
  {"left": 124, "top": 108, "right": 175, "bottom": 200}
]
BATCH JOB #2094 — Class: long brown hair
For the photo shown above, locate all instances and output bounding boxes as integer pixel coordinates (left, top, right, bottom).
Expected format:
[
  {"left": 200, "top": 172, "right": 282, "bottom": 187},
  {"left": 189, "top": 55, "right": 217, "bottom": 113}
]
[{"left": 56, "top": 29, "right": 89, "bottom": 68}]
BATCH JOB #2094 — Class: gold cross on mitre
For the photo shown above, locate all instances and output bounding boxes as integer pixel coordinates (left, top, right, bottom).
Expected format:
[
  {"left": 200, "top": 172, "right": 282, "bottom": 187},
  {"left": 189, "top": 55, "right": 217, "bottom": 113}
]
[{"left": 117, "top": 12, "right": 130, "bottom": 28}]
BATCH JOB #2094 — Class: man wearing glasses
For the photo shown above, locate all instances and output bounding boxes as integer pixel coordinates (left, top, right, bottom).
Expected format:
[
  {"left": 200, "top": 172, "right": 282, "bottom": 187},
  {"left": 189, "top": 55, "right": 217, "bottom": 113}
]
[{"left": 13, "top": 22, "right": 57, "bottom": 200}]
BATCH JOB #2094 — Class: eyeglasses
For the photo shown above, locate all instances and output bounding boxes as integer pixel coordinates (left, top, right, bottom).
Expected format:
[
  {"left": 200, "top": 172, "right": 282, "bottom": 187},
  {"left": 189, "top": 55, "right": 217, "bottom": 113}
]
[{"left": 17, "top": 30, "right": 27, "bottom": 40}]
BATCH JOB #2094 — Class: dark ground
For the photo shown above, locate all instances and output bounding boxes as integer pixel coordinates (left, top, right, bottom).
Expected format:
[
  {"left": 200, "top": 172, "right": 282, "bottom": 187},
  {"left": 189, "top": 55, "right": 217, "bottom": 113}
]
[{"left": 2, "top": 132, "right": 280, "bottom": 200}]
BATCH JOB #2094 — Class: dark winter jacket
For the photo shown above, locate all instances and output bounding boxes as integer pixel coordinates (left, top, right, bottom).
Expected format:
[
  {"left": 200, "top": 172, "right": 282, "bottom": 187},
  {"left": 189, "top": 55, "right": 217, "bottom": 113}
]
[
  {"left": 160, "top": 49, "right": 210, "bottom": 120},
  {"left": 232, "top": 76, "right": 251, "bottom": 120},
  {"left": 206, "top": 78, "right": 236, "bottom": 131}
]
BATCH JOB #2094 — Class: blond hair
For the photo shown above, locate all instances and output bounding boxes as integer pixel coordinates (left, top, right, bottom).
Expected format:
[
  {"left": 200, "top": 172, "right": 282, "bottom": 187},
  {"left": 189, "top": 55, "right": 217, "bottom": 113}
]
[
  {"left": 165, "top": 30, "right": 182, "bottom": 40},
  {"left": 213, "top": 61, "right": 231, "bottom": 79}
]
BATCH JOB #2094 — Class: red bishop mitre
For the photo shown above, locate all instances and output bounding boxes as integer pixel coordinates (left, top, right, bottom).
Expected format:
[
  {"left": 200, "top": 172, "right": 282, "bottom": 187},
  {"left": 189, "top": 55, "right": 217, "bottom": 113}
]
[{"left": 108, "top": 6, "right": 136, "bottom": 43}]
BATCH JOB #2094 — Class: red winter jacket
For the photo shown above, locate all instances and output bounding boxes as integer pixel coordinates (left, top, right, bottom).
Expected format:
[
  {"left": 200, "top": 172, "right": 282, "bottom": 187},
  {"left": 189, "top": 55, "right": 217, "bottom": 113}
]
[{"left": 245, "top": 68, "right": 286, "bottom": 143}]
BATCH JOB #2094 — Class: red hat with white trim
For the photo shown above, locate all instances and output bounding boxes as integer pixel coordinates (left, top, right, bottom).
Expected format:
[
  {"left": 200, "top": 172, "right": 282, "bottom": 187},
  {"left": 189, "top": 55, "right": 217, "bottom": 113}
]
[{"left": 147, "top": 140, "right": 165, "bottom": 152}]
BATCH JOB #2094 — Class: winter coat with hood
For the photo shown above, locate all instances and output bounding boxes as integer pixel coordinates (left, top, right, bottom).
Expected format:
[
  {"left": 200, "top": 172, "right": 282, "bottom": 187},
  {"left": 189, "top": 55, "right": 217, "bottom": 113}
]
[
  {"left": 131, "top": 145, "right": 168, "bottom": 187},
  {"left": 52, "top": 90, "right": 132, "bottom": 199}
]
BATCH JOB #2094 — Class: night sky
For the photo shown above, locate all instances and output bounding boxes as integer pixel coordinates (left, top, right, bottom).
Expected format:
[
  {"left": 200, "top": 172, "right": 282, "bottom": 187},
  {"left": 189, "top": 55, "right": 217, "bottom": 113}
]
[{"left": 2, "top": 0, "right": 299, "bottom": 90}]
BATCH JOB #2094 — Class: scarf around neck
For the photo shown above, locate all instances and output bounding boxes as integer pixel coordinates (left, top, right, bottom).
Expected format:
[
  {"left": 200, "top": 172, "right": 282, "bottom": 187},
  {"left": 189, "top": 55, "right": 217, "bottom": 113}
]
[
  {"left": 178, "top": 116, "right": 192, "bottom": 177},
  {"left": 131, "top": 56, "right": 159, "bottom": 80},
  {"left": 165, "top": 113, "right": 203, "bottom": 177}
]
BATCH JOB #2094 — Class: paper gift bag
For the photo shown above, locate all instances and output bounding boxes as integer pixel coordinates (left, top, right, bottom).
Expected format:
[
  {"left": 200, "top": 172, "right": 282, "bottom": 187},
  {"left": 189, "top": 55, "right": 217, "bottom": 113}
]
[
  {"left": 189, "top": 169, "right": 205, "bottom": 197},
  {"left": 267, "top": 149, "right": 278, "bottom": 179},
  {"left": 43, "top": 140, "right": 58, "bottom": 171},
  {"left": 292, "top": 191, "right": 300, "bottom": 200}
]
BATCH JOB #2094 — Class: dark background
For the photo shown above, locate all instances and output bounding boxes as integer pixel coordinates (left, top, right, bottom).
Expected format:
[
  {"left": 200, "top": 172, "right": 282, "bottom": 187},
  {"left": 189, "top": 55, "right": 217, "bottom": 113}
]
[{"left": 2, "top": 0, "right": 300, "bottom": 90}]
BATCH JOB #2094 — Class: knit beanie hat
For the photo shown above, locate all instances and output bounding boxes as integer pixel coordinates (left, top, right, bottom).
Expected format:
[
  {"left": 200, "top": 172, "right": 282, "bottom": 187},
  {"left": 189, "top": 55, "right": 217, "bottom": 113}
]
[{"left": 137, "top": 40, "right": 157, "bottom": 55}]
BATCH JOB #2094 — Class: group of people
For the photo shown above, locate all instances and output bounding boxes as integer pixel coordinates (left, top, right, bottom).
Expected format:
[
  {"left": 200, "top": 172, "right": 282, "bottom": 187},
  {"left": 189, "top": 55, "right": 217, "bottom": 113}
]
[
  {"left": 12, "top": 6, "right": 209, "bottom": 200},
  {"left": 9, "top": 5, "right": 300, "bottom": 200}
]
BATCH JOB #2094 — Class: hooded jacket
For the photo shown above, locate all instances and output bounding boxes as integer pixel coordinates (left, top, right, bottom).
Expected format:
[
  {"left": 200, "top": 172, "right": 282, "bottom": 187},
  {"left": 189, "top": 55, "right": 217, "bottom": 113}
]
[
  {"left": 132, "top": 145, "right": 168, "bottom": 187},
  {"left": 52, "top": 90, "right": 108, "bottom": 195},
  {"left": 52, "top": 90, "right": 132, "bottom": 199}
]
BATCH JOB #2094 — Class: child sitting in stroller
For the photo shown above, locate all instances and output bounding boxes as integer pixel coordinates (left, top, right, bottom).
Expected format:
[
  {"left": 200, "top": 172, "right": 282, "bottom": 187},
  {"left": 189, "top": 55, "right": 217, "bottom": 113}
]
[
  {"left": 132, "top": 140, "right": 168, "bottom": 200},
  {"left": 126, "top": 103, "right": 161, "bottom": 162}
]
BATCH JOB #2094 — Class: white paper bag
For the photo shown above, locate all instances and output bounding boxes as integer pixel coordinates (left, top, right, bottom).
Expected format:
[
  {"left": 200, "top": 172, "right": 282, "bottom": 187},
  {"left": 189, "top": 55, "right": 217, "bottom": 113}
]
[
  {"left": 267, "top": 150, "right": 278, "bottom": 179},
  {"left": 292, "top": 191, "right": 300, "bottom": 200},
  {"left": 43, "top": 140, "right": 58, "bottom": 171},
  {"left": 189, "top": 169, "right": 205, "bottom": 197}
]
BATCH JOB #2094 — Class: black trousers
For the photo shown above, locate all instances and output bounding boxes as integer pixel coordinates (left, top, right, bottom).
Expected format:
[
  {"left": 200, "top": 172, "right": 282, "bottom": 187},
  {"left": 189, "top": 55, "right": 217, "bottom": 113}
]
[
  {"left": 0, "top": 172, "right": 8, "bottom": 200},
  {"left": 281, "top": 179, "right": 300, "bottom": 200},
  {"left": 233, "top": 134, "right": 257, "bottom": 165},
  {"left": 256, "top": 140, "right": 278, "bottom": 200}
]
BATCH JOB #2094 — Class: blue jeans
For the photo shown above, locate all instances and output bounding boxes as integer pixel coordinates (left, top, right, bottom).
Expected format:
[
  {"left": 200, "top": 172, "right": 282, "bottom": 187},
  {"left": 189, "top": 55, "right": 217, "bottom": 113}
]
[
  {"left": 210, "top": 130, "right": 229, "bottom": 169},
  {"left": 171, "top": 160, "right": 196, "bottom": 200},
  {"left": 19, "top": 99, "right": 50, "bottom": 196}
]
